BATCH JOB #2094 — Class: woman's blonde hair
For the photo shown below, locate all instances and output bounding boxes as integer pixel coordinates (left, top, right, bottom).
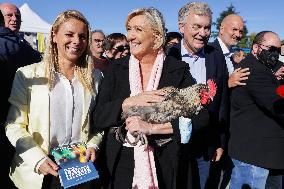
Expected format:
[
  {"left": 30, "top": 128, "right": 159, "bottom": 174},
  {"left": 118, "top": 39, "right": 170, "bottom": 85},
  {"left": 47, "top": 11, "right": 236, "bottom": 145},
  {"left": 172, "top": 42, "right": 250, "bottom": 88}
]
[
  {"left": 44, "top": 10, "right": 94, "bottom": 93},
  {"left": 125, "top": 7, "right": 166, "bottom": 49}
]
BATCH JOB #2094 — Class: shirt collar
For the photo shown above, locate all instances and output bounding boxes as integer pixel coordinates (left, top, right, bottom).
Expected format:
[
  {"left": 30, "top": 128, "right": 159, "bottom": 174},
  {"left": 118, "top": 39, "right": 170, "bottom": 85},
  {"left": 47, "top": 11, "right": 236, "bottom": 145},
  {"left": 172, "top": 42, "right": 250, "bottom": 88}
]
[
  {"left": 217, "top": 37, "right": 231, "bottom": 55},
  {"left": 54, "top": 70, "right": 77, "bottom": 83},
  {"left": 181, "top": 39, "right": 205, "bottom": 61}
]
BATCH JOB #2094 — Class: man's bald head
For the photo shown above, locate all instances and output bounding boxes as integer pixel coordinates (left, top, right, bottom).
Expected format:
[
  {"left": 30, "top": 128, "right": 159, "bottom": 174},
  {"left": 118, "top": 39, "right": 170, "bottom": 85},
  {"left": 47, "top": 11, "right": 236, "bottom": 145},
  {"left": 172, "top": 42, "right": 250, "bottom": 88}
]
[
  {"left": 0, "top": 3, "right": 21, "bottom": 33},
  {"left": 221, "top": 14, "right": 243, "bottom": 27},
  {"left": 219, "top": 14, "right": 244, "bottom": 48}
]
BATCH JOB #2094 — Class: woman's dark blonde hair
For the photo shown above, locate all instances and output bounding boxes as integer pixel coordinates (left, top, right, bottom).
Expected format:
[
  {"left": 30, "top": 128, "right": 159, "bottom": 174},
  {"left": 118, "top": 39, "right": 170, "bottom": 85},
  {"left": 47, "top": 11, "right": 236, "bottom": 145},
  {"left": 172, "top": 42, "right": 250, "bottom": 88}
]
[
  {"left": 44, "top": 10, "right": 94, "bottom": 93},
  {"left": 125, "top": 7, "right": 166, "bottom": 49}
]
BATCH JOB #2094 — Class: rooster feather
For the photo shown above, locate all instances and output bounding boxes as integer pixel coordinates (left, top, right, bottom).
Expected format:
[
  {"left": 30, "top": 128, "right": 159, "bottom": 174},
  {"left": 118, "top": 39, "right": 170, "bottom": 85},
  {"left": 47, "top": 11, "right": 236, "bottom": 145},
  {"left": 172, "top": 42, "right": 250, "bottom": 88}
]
[{"left": 122, "top": 79, "right": 217, "bottom": 123}]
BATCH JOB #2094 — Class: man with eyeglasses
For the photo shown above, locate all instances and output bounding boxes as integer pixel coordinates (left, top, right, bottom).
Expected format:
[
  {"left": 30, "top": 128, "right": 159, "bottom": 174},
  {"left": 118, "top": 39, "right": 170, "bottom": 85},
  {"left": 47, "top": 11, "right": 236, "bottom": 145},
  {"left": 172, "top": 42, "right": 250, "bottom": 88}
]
[
  {"left": 0, "top": 4, "right": 42, "bottom": 188},
  {"left": 0, "top": 2, "right": 41, "bottom": 122},
  {"left": 229, "top": 31, "right": 284, "bottom": 189},
  {"left": 0, "top": 2, "right": 21, "bottom": 33},
  {"left": 91, "top": 30, "right": 110, "bottom": 73},
  {"left": 167, "top": 2, "right": 229, "bottom": 188}
]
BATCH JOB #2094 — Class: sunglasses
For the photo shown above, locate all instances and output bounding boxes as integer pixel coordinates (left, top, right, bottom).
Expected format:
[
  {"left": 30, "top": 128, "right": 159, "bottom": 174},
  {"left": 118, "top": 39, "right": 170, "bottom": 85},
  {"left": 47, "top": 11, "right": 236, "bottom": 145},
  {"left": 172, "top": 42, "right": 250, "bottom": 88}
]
[
  {"left": 114, "top": 45, "right": 130, "bottom": 52},
  {"left": 258, "top": 43, "right": 281, "bottom": 54}
]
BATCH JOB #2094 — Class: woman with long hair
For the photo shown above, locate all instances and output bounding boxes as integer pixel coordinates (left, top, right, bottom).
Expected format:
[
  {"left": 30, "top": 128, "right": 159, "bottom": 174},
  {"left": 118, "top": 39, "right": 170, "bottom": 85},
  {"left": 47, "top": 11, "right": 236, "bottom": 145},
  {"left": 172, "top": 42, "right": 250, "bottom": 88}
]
[
  {"left": 5, "top": 10, "right": 103, "bottom": 189},
  {"left": 93, "top": 7, "right": 195, "bottom": 189}
]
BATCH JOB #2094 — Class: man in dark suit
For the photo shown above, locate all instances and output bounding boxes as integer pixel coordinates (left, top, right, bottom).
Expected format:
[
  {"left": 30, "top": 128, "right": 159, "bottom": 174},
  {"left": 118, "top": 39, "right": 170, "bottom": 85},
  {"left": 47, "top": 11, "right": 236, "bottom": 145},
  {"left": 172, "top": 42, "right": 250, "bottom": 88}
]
[
  {"left": 210, "top": 14, "right": 250, "bottom": 89},
  {"left": 229, "top": 31, "right": 284, "bottom": 189},
  {"left": 212, "top": 14, "right": 284, "bottom": 189},
  {"left": 0, "top": 3, "right": 42, "bottom": 124},
  {"left": 167, "top": 2, "right": 229, "bottom": 188},
  {"left": 0, "top": 4, "right": 42, "bottom": 188},
  {"left": 209, "top": 14, "right": 250, "bottom": 189}
]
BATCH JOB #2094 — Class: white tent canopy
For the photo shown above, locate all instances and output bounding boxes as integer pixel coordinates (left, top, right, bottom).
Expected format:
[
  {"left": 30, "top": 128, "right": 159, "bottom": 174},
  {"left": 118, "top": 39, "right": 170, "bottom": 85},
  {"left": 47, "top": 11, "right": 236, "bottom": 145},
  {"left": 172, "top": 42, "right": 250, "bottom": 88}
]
[{"left": 19, "top": 3, "right": 51, "bottom": 34}]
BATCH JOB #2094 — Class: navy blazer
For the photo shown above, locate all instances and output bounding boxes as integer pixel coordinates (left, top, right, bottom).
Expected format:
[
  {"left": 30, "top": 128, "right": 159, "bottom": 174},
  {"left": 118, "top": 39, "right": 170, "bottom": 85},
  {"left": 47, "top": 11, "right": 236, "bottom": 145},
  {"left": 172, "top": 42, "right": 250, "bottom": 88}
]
[
  {"left": 0, "top": 26, "right": 42, "bottom": 124},
  {"left": 167, "top": 43, "right": 229, "bottom": 156}
]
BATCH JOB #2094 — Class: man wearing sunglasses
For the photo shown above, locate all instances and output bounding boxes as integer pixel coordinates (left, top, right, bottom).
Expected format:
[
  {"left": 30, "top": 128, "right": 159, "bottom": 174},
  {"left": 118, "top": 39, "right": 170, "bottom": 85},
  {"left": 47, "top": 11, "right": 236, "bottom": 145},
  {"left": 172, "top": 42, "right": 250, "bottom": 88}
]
[
  {"left": 275, "top": 43, "right": 284, "bottom": 84},
  {"left": 104, "top": 33, "right": 130, "bottom": 61},
  {"left": 229, "top": 31, "right": 284, "bottom": 189},
  {"left": 279, "top": 43, "right": 284, "bottom": 62}
]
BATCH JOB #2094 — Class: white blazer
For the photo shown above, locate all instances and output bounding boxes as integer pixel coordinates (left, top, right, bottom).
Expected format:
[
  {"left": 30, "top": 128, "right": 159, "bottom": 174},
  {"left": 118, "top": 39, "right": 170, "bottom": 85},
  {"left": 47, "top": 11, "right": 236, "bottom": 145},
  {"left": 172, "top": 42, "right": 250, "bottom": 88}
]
[{"left": 5, "top": 62, "right": 103, "bottom": 189}]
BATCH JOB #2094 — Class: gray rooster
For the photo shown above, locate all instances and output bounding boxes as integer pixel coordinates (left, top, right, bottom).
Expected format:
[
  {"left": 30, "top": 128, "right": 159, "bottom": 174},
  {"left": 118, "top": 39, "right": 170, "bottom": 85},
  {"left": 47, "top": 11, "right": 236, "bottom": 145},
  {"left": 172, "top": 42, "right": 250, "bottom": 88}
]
[{"left": 117, "top": 79, "right": 217, "bottom": 146}]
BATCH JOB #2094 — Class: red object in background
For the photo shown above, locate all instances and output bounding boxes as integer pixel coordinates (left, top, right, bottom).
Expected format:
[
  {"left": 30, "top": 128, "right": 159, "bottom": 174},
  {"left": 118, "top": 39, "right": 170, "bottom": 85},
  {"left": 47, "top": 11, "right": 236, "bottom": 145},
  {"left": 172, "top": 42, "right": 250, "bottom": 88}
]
[{"left": 276, "top": 85, "right": 284, "bottom": 98}]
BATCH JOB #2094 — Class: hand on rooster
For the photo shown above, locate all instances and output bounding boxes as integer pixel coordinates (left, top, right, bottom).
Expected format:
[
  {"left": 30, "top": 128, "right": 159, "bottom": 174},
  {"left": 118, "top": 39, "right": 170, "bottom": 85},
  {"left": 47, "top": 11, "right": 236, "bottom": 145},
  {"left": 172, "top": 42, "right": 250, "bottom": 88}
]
[{"left": 122, "top": 79, "right": 217, "bottom": 124}]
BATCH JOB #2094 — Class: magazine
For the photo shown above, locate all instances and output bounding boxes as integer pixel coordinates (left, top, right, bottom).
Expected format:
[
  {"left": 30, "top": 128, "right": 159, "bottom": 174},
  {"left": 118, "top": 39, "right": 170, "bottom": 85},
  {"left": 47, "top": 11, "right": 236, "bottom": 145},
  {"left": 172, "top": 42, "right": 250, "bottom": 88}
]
[{"left": 51, "top": 142, "right": 99, "bottom": 188}]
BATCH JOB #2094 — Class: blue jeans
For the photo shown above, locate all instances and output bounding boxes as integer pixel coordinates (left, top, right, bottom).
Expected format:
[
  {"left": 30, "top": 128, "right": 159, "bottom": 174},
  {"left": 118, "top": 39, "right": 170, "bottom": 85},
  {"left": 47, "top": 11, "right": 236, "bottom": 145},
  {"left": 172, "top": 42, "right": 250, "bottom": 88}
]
[
  {"left": 197, "top": 157, "right": 210, "bottom": 189},
  {"left": 265, "top": 169, "right": 283, "bottom": 189},
  {"left": 230, "top": 159, "right": 269, "bottom": 189}
]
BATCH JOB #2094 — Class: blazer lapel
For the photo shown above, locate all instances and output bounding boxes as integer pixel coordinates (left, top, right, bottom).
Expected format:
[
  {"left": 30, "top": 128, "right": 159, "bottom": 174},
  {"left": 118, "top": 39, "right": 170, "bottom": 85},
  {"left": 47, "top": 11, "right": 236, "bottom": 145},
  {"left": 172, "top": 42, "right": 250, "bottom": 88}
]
[
  {"left": 213, "top": 39, "right": 222, "bottom": 53},
  {"left": 204, "top": 46, "right": 217, "bottom": 80},
  {"left": 81, "top": 88, "right": 92, "bottom": 129},
  {"left": 30, "top": 63, "right": 50, "bottom": 151}
]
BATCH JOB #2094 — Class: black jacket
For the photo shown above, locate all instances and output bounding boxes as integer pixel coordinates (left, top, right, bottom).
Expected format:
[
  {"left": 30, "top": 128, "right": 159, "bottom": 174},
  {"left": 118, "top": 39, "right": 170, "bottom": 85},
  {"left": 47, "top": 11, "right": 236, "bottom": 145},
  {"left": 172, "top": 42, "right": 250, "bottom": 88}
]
[
  {"left": 0, "top": 26, "right": 42, "bottom": 187},
  {"left": 209, "top": 39, "right": 232, "bottom": 148},
  {"left": 229, "top": 53, "right": 284, "bottom": 169},
  {"left": 92, "top": 55, "right": 197, "bottom": 189},
  {"left": 0, "top": 26, "right": 42, "bottom": 124},
  {"left": 167, "top": 43, "right": 229, "bottom": 157}
]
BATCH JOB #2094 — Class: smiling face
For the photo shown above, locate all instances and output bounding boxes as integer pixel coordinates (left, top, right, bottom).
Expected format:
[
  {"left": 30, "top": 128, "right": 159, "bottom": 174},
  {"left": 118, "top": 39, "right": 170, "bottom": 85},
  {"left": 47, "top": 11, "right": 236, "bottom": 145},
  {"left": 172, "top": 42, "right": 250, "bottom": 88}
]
[
  {"left": 219, "top": 15, "right": 244, "bottom": 48},
  {"left": 179, "top": 13, "right": 211, "bottom": 54},
  {"left": 53, "top": 18, "right": 88, "bottom": 65},
  {"left": 126, "top": 14, "right": 159, "bottom": 60}
]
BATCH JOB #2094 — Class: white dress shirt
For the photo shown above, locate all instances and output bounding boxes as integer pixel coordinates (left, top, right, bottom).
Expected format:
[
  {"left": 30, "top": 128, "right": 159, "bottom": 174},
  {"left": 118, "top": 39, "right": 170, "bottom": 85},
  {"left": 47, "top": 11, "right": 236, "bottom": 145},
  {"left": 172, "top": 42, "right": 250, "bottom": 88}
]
[
  {"left": 49, "top": 72, "right": 84, "bottom": 148},
  {"left": 217, "top": 37, "right": 234, "bottom": 75},
  {"left": 181, "top": 39, "right": 207, "bottom": 84}
]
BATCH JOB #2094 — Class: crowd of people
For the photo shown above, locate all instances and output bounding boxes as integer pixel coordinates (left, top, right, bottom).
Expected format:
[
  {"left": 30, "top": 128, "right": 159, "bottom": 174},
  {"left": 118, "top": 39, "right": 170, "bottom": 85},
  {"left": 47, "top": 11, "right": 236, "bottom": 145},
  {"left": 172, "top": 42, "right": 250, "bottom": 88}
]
[{"left": 0, "top": 1, "right": 284, "bottom": 189}]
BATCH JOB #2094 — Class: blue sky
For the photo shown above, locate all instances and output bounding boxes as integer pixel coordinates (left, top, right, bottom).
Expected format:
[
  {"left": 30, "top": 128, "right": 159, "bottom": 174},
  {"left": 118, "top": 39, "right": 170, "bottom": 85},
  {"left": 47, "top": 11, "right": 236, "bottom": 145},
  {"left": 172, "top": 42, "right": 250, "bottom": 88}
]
[{"left": 9, "top": 0, "right": 284, "bottom": 40}]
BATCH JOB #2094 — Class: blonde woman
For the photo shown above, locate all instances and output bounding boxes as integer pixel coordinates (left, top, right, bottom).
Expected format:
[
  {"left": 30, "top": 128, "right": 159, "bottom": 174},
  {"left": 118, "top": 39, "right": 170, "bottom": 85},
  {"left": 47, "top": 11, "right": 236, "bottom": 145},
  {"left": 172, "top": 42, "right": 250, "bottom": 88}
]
[
  {"left": 93, "top": 7, "right": 196, "bottom": 189},
  {"left": 5, "top": 10, "right": 103, "bottom": 189}
]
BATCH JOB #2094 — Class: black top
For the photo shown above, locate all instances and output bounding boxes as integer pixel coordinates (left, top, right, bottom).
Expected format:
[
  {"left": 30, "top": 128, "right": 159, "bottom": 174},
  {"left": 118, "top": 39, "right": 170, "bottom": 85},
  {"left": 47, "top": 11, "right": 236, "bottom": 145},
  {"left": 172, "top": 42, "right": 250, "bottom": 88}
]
[
  {"left": 229, "top": 53, "right": 284, "bottom": 169},
  {"left": 0, "top": 26, "right": 42, "bottom": 124},
  {"left": 92, "top": 55, "right": 197, "bottom": 189}
]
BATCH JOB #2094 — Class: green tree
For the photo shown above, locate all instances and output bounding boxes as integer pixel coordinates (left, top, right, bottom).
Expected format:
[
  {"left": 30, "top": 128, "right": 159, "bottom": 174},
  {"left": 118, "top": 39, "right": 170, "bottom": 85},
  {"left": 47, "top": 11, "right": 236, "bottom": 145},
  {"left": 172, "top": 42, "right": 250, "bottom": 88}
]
[
  {"left": 212, "top": 4, "right": 249, "bottom": 48},
  {"left": 247, "top": 32, "right": 257, "bottom": 48}
]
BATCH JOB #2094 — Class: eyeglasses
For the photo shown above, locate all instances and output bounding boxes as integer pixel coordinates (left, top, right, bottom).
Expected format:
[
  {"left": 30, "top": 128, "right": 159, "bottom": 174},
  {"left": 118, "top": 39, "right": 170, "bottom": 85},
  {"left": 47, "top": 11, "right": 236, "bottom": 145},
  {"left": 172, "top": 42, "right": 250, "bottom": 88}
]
[
  {"left": 4, "top": 13, "right": 21, "bottom": 20},
  {"left": 93, "top": 39, "right": 104, "bottom": 43},
  {"left": 258, "top": 43, "right": 281, "bottom": 54},
  {"left": 113, "top": 45, "right": 130, "bottom": 52},
  {"left": 186, "top": 23, "right": 211, "bottom": 33}
]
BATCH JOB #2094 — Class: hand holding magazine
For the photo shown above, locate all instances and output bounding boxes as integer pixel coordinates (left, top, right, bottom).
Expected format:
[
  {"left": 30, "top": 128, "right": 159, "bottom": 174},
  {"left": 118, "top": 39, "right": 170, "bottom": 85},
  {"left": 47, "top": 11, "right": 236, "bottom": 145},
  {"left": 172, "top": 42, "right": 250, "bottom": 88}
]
[{"left": 51, "top": 142, "right": 99, "bottom": 189}]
